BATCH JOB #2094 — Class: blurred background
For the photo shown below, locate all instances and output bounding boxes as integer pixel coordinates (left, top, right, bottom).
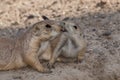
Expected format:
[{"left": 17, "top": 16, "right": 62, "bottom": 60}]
[{"left": 0, "top": 0, "right": 119, "bottom": 27}]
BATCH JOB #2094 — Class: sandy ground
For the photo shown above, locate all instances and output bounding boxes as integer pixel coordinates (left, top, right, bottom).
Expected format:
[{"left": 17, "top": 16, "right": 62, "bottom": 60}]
[{"left": 0, "top": 0, "right": 120, "bottom": 80}]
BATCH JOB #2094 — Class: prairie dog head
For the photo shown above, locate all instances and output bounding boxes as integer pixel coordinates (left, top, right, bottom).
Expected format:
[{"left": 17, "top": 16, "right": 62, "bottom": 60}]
[
  {"left": 60, "top": 21, "right": 82, "bottom": 37},
  {"left": 32, "top": 20, "right": 63, "bottom": 41}
]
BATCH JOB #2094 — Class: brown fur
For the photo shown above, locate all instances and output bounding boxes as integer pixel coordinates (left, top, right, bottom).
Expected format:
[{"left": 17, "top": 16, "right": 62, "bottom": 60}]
[{"left": 0, "top": 20, "right": 63, "bottom": 73}]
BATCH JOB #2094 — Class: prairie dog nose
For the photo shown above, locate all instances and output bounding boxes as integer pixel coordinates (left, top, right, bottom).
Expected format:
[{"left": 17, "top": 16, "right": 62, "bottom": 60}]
[{"left": 61, "top": 27, "right": 67, "bottom": 32}]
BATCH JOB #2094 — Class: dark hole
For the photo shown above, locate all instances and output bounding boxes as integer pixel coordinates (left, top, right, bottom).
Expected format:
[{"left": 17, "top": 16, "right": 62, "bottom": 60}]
[
  {"left": 73, "top": 26, "right": 77, "bottom": 29},
  {"left": 46, "top": 24, "right": 51, "bottom": 28}
]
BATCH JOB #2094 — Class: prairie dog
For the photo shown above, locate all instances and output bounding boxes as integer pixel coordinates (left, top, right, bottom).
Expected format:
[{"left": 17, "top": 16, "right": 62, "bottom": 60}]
[
  {"left": 0, "top": 20, "right": 63, "bottom": 73},
  {"left": 48, "top": 20, "right": 87, "bottom": 68}
]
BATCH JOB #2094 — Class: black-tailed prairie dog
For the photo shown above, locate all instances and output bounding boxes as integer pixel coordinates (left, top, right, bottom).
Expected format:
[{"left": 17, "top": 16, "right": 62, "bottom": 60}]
[
  {"left": 48, "top": 20, "right": 87, "bottom": 68},
  {"left": 0, "top": 20, "right": 64, "bottom": 73}
]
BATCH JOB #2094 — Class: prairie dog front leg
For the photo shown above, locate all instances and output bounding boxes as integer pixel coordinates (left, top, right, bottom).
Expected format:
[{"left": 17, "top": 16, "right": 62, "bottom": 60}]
[
  {"left": 48, "top": 34, "right": 67, "bottom": 68},
  {"left": 24, "top": 39, "right": 50, "bottom": 73},
  {"left": 37, "top": 41, "right": 49, "bottom": 56}
]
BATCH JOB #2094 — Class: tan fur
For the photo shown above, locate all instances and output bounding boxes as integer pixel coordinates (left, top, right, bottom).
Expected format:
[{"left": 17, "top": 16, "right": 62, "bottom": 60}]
[
  {"left": 0, "top": 20, "right": 63, "bottom": 72},
  {"left": 39, "top": 35, "right": 61, "bottom": 61},
  {"left": 47, "top": 21, "right": 87, "bottom": 68}
]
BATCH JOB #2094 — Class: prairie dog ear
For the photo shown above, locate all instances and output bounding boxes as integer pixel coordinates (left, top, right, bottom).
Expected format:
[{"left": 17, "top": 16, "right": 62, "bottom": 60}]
[{"left": 41, "top": 15, "right": 49, "bottom": 20}]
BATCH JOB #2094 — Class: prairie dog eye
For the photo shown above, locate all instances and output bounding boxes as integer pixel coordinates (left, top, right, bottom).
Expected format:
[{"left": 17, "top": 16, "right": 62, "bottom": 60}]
[
  {"left": 45, "top": 24, "right": 52, "bottom": 28},
  {"left": 73, "top": 26, "right": 77, "bottom": 29}
]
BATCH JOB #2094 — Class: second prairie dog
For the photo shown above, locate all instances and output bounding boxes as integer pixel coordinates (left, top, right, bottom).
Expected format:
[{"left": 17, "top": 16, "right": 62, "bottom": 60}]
[
  {"left": 0, "top": 20, "right": 63, "bottom": 73},
  {"left": 48, "top": 20, "right": 87, "bottom": 68}
]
